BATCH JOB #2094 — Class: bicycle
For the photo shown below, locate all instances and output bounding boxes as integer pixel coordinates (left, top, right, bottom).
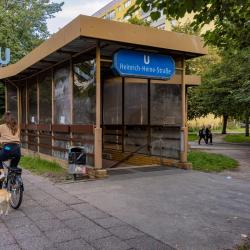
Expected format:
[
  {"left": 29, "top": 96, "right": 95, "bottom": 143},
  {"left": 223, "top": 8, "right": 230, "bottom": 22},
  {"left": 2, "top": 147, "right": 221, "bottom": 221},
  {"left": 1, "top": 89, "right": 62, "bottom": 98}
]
[{"left": 1, "top": 160, "right": 24, "bottom": 209}]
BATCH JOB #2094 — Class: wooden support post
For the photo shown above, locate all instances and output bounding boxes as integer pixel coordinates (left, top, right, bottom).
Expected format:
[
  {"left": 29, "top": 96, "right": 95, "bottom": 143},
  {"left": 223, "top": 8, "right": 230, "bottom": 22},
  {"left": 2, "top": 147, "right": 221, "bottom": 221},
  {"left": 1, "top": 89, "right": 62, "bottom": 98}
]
[
  {"left": 69, "top": 57, "right": 73, "bottom": 146},
  {"left": 37, "top": 77, "right": 40, "bottom": 153},
  {"left": 94, "top": 42, "right": 106, "bottom": 178},
  {"left": 179, "top": 59, "right": 191, "bottom": 169},
  {"left": 17, "top": 87, "right": 21, "bottom": 126},
  {"left": 5, "top": 82, "right": 7, "bottom": 112},
  {"left": 51, "top": 69, "right": 55, "bottom": 156}
]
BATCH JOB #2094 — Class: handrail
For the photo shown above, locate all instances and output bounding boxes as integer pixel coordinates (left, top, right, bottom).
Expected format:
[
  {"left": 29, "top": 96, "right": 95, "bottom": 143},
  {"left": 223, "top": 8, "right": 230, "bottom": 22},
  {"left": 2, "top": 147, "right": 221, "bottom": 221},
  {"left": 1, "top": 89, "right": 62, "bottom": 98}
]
[{"left": 109, "top": 144, "right": 148, "bottom": 169}]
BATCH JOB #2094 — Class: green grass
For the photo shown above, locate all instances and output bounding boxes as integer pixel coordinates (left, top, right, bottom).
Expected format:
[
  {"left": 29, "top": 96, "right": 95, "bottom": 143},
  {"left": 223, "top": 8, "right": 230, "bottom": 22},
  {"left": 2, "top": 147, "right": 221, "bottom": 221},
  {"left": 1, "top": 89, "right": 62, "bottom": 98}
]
[
  {"left": 20, "top": 156, "right": 66, "bottom": 179},
  {"left": 188, "top": 133, "right": 198, "bottom": 142},
  {"left": 224, "top": 134, "right": 250, "bottom": 143},
  {"left": 188, "top": 151, "right": 238, "bottom": 172}
]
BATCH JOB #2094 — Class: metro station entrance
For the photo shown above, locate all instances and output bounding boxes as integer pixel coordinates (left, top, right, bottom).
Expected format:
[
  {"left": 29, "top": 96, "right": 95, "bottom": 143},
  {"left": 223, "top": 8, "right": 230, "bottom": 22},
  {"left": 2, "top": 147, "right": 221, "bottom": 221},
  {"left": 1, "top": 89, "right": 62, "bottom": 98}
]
[{"left": 102, "top": 75, "right": 182, "bottom": 164}]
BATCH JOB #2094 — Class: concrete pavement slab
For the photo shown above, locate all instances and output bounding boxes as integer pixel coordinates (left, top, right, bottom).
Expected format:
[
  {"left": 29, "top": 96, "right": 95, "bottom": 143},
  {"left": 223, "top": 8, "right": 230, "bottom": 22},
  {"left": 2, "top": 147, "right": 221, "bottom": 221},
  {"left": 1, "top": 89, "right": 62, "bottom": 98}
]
[
  {"left": 18, "top": 235, "right": 53, "bottom": 250},
  {"left": 11, "top": 224, "right": 42, "bottom": 240},
  {"left": 0, "top": 231, "right": 16, "bottom": 247},
  {"left": 94, "top": 216, "right": 127, "bottom": 228},
  {"left": 44, "top": 228, "right": 79, "bottom": 244},
  {"left": 35, "top": 218, "right": 65, "bottom": 232},
  {"left": 0, "top": 244, "right": 20, "bottom": 250},
  {"left": 91, "top": 235, "right": 131, "bottom": 250},
  {"left": 54, "top": 239, "right": 95, "bottom": 250},
  {"left": 108, "top": 225, "right": 145, "bottom": 240},
  {"left": 126, "top": 235, "right": 174, "bottom": 250}
]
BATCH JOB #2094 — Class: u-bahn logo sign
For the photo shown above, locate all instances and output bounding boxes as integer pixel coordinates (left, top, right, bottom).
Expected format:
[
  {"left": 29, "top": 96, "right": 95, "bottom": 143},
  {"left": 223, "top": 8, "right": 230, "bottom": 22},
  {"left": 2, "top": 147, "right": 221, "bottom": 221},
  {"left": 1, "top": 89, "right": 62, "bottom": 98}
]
[
  {"left": 0, "top": 48, "right": 10, "bottom": 66},
  {"left": 112, "top": 49, "right": 175, "bottom": 80}
]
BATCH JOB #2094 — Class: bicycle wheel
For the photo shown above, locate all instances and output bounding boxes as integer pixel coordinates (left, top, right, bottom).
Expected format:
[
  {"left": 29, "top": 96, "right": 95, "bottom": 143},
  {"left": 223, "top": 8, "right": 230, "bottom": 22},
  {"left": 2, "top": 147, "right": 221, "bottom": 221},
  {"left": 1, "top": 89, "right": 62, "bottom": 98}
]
[{"left": 8, "top": 175, "right": 23, "bottom": 209}]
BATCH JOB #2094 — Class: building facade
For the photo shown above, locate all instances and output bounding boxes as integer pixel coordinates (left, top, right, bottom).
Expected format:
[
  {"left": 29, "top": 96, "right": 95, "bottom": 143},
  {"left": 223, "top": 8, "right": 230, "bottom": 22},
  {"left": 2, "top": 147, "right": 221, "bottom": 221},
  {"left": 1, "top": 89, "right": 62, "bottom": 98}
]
[{"left": 93, "top": 0, "right": 170, "bottom": 30}]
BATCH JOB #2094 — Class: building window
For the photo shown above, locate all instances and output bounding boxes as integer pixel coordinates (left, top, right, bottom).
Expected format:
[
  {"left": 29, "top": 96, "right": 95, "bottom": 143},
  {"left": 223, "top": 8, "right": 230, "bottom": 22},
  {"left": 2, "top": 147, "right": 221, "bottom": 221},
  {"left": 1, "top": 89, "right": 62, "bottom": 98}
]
[
  {"left": 109, "top": 10, "right": 116, "bottom": 19},
  {"left": 117, "top": 5, "right": 122, "bottom": 12},
  {"left": 170, "top": 19, "right": 177, "bottom": 28},
  {"left": 124, "top": 0, "right": 131, "bottom": 8},
  {"left": 157, "top": 23, "right": 166, "bottom": 30},
  {"left": 105, "top": 10, "right": 116, "bottom": 20},
  {"left": 124, "top": 15, "right": 130, "bottom": 21}
]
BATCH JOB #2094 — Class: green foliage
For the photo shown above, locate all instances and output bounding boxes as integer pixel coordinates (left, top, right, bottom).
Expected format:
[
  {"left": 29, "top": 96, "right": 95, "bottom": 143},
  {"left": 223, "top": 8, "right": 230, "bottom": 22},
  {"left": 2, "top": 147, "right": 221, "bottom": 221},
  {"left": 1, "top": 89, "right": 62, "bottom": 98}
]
[
  {"left": 188, "top": 151, "right": 238, "bottom": 172},
  {"left": 128, "top": 16, "right": 151, "bottom": 26},
  {"left": 20, "top": 156, "right": 66, "bottom": 174},
  {"left": 127, "top": 0, "right": 250, "bottom": 51},
  {"left": 224, "top": 134, "right": 250, "bottom": 143},
  {"left": 0, "top": 0, "right": 63, "bottom": 63},
  {"left": 195, "top": 47, "right": 250, "bottom": 120},
  {"left": 188, "top": 133, "right": 198, "bottom": 142},
  {"left": 0, "top": 0, "right": 63, "bottom": 117}
]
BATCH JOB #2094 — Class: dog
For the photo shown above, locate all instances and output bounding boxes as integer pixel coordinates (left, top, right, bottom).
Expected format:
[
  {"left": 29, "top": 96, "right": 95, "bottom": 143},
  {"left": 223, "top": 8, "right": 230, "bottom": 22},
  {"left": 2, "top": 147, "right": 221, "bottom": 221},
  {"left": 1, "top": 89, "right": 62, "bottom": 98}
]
[{"left": 0, "top": 189, "right": 11, "bottom": 215}]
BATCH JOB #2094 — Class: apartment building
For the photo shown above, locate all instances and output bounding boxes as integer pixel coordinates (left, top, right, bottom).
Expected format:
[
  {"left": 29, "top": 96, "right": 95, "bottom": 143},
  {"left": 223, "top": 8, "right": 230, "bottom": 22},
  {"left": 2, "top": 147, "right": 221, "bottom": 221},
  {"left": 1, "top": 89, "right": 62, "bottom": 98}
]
[{"left": 92, "top": 0, "right": 171, "bottom": 30}]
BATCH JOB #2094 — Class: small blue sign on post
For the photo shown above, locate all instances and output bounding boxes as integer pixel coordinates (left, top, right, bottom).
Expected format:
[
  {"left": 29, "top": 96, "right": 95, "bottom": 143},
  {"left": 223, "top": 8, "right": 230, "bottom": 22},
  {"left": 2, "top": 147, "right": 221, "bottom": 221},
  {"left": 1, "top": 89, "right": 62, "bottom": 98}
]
[
  {"left": 0, "top": 48, "right": 10, "bottom": 66},
  {"left": 112, "top": 49, "right": 175, "bottom": 80}
]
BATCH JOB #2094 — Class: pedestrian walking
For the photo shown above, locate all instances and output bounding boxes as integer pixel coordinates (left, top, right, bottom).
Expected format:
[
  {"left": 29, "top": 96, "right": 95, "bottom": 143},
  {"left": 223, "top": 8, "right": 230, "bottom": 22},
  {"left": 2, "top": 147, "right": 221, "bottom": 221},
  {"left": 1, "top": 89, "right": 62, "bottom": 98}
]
[
  {"left": 198, "top": 125, "right": 207, "bottom": 144},
  {"left": 205, "top": 125, "right": 213, "bottom": 144}
]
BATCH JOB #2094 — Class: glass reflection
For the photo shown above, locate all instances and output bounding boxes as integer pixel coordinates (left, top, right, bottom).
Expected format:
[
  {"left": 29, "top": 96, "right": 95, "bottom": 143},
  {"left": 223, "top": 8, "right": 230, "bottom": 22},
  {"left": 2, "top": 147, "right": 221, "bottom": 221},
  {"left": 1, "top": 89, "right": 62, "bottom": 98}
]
[
  {"left": 39, "top": 71, "right": 52, "bottom": 123},
  {"left": 54, "top": 64, "right": 70, "bottom": 124},
  {"left": 7, "top": 84, "right": 18, "bottom": 120},
  {"left": 28, "top": 80, "right": 37, "bottom": 124},
  {"left": 151, "top": 84, "right": 181, "bottom": 125},
  {"left": 73, "top": 59, "right": 96, "bottom": 124}
]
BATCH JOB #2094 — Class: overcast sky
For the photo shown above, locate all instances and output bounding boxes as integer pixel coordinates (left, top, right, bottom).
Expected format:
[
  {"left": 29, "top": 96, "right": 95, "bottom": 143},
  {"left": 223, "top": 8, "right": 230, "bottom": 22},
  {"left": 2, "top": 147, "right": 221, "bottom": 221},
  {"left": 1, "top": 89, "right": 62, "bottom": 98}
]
[{"left": 47, "top": 0, "right": 111, "bottom": 33}]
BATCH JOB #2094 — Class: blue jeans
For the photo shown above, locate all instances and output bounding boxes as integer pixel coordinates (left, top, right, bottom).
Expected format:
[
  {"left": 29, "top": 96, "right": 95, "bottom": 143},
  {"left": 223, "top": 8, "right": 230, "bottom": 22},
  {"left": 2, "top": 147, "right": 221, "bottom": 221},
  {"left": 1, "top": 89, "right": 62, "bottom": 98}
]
[{"left": 0, "top": 143, "right": 21, "bottom": 169}]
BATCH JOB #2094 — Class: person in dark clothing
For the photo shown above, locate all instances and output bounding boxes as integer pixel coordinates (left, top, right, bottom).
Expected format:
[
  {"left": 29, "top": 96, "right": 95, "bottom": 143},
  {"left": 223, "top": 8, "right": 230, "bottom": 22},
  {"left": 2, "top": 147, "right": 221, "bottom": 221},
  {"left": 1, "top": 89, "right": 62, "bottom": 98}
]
[
  {"left": 205, "top": 125, "right": 213, "bottom": 144},
  {"left": 198, "top": 125, "right": 207, "bottom": 144}
]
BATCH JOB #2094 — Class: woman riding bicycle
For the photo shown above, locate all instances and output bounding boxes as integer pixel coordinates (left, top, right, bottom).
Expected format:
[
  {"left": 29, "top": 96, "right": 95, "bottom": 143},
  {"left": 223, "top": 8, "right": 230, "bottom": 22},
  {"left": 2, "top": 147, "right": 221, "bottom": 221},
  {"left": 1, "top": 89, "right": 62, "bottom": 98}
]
[{"left": 0, "top": 111, "right": 20, "bottom": 180}]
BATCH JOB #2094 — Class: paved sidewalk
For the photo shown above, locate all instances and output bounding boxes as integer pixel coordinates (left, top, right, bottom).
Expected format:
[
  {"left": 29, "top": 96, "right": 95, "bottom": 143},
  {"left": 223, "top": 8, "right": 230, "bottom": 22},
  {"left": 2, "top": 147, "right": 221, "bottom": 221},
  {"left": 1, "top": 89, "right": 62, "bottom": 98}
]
[
  {"left": 1, "top": 166, "right": 249, "bottom": 250},
  {"left": 0, "top": 170, "right": 173, "bottom": 250}
]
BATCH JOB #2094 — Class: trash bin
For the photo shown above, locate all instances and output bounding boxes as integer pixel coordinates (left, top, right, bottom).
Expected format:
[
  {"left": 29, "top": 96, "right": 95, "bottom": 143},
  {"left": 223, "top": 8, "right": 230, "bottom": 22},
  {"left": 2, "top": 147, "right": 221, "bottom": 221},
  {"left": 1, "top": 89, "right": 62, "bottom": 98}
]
[{"left": 68, "top": 146, "right": 87, "bottom": 178}]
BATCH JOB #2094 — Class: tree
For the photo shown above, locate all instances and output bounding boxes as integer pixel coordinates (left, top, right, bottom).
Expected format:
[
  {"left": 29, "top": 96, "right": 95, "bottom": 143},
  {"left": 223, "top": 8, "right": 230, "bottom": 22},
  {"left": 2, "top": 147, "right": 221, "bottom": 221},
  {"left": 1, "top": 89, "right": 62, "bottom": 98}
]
[
  {"left": 191, "top": 48, "right": 250, "bottom": 135},
  {"left": 127, "top": 0, "right": 250, "bottom": 51},
  {"left": 128, "top": 16, "right": 151, "bottom": 26},
  {"left": 0, "top": 0, "right": 64, "bottom": 63},
  {"left": 0, "top": 0, "right": 63, "bottom": 116}
]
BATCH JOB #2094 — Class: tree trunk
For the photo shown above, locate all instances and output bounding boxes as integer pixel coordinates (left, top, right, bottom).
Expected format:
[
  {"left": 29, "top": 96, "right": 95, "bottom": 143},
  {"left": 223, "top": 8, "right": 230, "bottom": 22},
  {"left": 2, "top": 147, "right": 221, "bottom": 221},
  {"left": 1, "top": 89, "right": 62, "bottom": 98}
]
[
  {"left": 245, "top": 112, "right": 249, "bottom": 137},
  {"left": 222, "top": 115, "right": 228, "bottom": 134}
]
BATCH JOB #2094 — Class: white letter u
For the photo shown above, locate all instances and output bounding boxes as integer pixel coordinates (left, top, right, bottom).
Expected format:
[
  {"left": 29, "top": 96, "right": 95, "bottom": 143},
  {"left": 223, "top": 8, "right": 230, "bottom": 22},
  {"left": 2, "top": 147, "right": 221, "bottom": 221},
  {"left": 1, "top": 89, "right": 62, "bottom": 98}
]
[{"left": 144, "top": 55, "right": 150, "bottom": 65}]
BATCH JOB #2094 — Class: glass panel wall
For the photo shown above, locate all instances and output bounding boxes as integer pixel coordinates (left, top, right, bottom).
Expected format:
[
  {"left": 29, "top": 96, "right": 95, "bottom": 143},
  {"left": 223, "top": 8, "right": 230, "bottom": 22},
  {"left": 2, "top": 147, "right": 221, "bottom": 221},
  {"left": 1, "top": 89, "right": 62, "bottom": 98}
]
[
  {"left": 151, "top": 127, "right": 180, "bottom": 159},
  {"left": 20, "top": 85, "right": 27, "bottom": 149},
  {"left": 27, "top": 78, "right": 38, "bottom": 151},
  {"left": 73, "top": 58, "right": 96, "bottom": 124},
  {"left": 103, "top": 78, "right": 122, "bottom": 125},
  {"left": 54, "top": 63, "right": 71, "bottom": 124},
  {"left": 124, "top": 79, "right": 148, "bottom": 153},
  {"left": 21, "top": 85, "right": 26, "bottom": 124},
  {"left": 6, "top": 84, "right": 18, "bottom": 120},
  {"left": 39, "top": 70, "right": 52, "bottom": 123},
  {"left": 39, "top": 70, "right": 52, "bottom": 155},
  {"left": 124, "top": 79, "right": 148, "bottom": 125},
  {"left": 27, "top": 78, "right": 37, "bottom": 124},
  {"left": 103, "top": 77, "right": 123, "bottom": 151},
  {"left": 150, "top": 83, "right": 181, "bottom": 159},
  {"left": 151, "top": 84, "right": 181, "bottom": 125}
]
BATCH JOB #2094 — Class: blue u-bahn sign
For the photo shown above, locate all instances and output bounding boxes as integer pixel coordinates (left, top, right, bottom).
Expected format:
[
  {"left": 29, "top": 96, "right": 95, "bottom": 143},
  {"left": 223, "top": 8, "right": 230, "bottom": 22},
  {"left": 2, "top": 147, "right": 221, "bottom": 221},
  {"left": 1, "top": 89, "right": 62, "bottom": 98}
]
[{"left": 112, "top": 49, "right": 175, "bottom": 80}]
